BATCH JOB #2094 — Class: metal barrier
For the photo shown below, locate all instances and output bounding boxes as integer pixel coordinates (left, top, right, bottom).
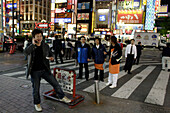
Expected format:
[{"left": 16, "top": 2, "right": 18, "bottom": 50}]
[{"left": 43, "top": 66, "right": 84, "bottom": 108}]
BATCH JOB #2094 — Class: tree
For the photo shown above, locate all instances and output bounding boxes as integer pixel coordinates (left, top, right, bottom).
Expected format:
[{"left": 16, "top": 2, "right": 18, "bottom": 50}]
[{"left": 158, "top": 17, "right": 170, "bottom": 36}]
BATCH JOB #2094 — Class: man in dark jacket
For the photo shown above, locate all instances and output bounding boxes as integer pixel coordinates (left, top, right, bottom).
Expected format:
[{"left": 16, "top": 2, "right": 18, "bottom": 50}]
[
  {"left": 53, "top": 35, "right": 63, "bottom": 64},
  {"left": 134, "top": 41, "right": 143, "bottom": 65},
  {"left": 24, "top": 29, "right": 70, "bottom": 112},
  {"left": 92, "top": 37, "right": 107, "bottom": 81},
  {"left": 162, "top": 43, "right": 170, "bottom": 70},
  {"left": 76, "top": 36, "right": 91, "bottom": 81}
]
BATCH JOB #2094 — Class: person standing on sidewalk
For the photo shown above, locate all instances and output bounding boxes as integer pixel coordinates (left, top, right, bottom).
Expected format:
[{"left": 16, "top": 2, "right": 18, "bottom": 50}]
[
  {"left": 92, "top": 37, "right": 107, "bottom": 82},
  {"left": 106, "top": 36, "right": 122, "bottom": 88},
  {"left": 23, "top": 35, "right": 30, "bottom": 60},
  {"left": 65, "top": 38, "right": 72, "bottom": 60},
  {"left": 162, "top": 43, "right": 170, "bottom": 70},
  {"left": 53, "top": 35, "right": 64, "bottom": 64},
  {"left": 124, "top": 39, "right": 137, "bottom": 74},
  {"left": 24, "top": 29, "right": 71, "bottom": 112},
  {"left": 76, "top": 36, "right": 91, "bottom": 81},
  {"left": 134, "top": 41, "right": 143, "bottom": 65}
]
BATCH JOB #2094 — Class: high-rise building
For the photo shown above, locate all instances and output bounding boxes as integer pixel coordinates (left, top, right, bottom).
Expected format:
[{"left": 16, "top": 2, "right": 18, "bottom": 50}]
[{"left": 20, "top": 0, "right": 51, "bottom": 35}]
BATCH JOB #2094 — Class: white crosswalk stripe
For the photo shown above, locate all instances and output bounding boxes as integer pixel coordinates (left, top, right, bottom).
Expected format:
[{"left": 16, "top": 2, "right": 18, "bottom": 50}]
[
  {"left": 111, "top": 66, "right": 156, "bottom": 99},
  {"left": 144, "top": 71, "right": 170, "bottom": 106},
  {"left": 83, "top": 64, "right": 140, "bottom": 93}
]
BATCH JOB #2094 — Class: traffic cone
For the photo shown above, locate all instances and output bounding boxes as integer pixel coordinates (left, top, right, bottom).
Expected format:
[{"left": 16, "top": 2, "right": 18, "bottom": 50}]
[
  {"left": 13, "top": 44, "right": 16, "bottom": 52},
  {"left": 9, "top": 45, "right": 13, "bottom": 54}
]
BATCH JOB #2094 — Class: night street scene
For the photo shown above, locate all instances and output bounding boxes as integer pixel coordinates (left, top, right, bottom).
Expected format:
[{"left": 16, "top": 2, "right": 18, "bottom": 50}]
[{"left": 0, "top": 0, "right": 170, "bottom": 113}]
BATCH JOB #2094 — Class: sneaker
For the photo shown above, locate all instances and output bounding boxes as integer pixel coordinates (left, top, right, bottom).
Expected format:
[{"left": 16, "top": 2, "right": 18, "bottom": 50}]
[
  {"left": 109, "top": 84, "right": 117, "bottom": 88},
  {"left": 106, "top": 82, "right": 111, "bottom": 86},
  {"left": 34, "top": 104, "right": 42, "bottom": 112},
  {"left": 60, "top": 96, "right": 71, "bottom": 103}
]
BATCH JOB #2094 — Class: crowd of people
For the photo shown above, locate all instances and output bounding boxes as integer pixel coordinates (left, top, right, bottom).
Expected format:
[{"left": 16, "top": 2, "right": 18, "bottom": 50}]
[{"left": 23, "top": 29, "right": 170, "bottom": 112}]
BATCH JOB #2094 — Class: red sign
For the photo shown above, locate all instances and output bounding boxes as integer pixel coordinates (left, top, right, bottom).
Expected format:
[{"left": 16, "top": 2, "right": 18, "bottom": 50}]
[
  {"left": 118, "top": 10, "right": 143, "bottom": 24},
  {"left": 67, "top": 0, "right": 72, "bottom": 9}
]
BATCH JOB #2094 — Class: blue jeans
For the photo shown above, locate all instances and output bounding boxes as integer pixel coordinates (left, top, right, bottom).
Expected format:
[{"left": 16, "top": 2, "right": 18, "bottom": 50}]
[{"left": 31, "top": 70, "right": 65, "bottom": 104}]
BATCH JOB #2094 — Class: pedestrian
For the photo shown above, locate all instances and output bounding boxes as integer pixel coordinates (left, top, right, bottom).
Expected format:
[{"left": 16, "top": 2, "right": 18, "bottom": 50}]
[
  {"left": 23, "top": 35, "right": 30, "bottom": 60},
  {"left": 134, "top": 41, "right": 143, "bottom": 65},
  {"left": 74, "top": 37, "right": 81, "bottom": 66},
  {"left": 24, "top": 29, "right": 71, "bottom": 112},
  {"left": 76, "top": 36, "right": 91, "bottom": 81},
  {"left": 162, "top": 43, "right": 170, "bottom": 70},
  {"left": 53, "top": 35, "right": 64, "bottom": 64},
  {"left": 65, "top": 38, "right": 72, "bottom": 60},
  {"left": 92, "top": 37, "right": 107, "bottom": 82},
  {"left": 117, "top": 39, "right": 123, "bottom": 50},
  {"left": 106, "top": 36, "right": 122, "bottom": 88},
  {"left": 124, "top": 39, "right": 137, "bottom": 74}
]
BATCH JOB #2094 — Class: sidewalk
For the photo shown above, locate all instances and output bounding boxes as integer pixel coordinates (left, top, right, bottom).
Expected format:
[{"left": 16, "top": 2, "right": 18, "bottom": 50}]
[
  {"left": 0, "top": 75, "right": 170, "bottom": 113},
  {"left": 0, "top": 51, "right": 26, "bottom": 72}
]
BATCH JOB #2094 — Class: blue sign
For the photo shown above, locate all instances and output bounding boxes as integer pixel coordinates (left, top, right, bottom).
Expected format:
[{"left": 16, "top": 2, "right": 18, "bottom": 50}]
[
  {"left": 6, "top": 3, "right": 17, "bottom": 9},
  {"left": 54, "top": 18, "right": 71, "bottom": 23},
  {"left": 99, "top": 15, "right": 106, "bottom": 21}
]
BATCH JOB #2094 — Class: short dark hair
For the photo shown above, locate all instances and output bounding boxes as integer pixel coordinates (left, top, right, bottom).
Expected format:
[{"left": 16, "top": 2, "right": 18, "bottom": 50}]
[
  {"left": 55, "top": 35, "right": 58, "bottom": 39},
  {"left": 119, "top": 39, "right": 121, "bottom": 42},
  {"left": 80, "top": 36, "right": 85, "bottom": 40},
  {"left": 131, "top": 39, "right": 135, "bottom": 41},
  {"left": 166, "top": 43, "right": 170, "bottom": 47},
  {"left": 95, "top": 37, "right": 101, "bottom": 43},
  {"left": 110, "top": 36, "right": 117, "bottom": 44},
  {"left": 138, "top": 42, "right": 141, "bottom": 44},
  {"left": 32, "top": 29, "right": 43, "bottom": 38}
]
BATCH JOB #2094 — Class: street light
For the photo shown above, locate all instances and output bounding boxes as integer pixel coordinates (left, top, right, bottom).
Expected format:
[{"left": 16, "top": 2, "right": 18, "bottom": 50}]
[{"left": 117, "top": 20, "right": 124, "bottom": 40}]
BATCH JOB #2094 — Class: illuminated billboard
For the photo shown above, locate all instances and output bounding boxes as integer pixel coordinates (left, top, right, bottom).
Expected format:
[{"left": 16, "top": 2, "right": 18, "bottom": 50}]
[
  {"left": 145, "top": 0, "right": 155, "bottom": 30},
  {"left": 117, "top": 10, "right": 143, "bottom": 24},
  {"left": 55, "top": 0, "right": 67, "bottom": 3}
]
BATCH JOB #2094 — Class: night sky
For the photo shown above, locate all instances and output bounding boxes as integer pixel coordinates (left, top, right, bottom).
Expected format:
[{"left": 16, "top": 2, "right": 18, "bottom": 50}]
[{"left": 161, "top": 0, "right": 170, "bottom": 12}]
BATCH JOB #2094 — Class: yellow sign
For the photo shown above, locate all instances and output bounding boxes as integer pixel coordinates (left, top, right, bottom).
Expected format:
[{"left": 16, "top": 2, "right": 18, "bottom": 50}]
[
  {"left": 0, "top": 30, "right": 4, "bottom": 33},
  {"left": 143, "top": 0, "right": 147, "bottom": 5}
]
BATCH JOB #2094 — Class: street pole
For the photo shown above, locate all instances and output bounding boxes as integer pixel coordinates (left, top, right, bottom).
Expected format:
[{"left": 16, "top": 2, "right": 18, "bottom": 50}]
[
  {"left": 19, "top": 0, "right": 21, "bottom": 34},
  {"left": 1, "top": 0, "right": 3, "bottom": 31},
  {"left": 12, "top": 0, "right": 15, "bottom": 43}
]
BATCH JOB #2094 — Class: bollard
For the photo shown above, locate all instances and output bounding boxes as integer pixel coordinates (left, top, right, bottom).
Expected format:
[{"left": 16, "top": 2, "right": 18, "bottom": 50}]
[{"left": 94, "top": 80, "right": 100, "bottom": 104}]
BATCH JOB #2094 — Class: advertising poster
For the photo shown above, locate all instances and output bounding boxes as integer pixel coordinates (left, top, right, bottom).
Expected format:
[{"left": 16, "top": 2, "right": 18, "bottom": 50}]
[
  {"left": 77, "top": 23, "right": 89, "bottom": 34},
  {"left": 126, "top": 0, "right": 132, "bottom": 9},
  {"left": 81, "top": 13, "right": 85, "bottom": 20},
  {"left": 55, "top": 0, "right": 67, "bottom": 3},
  {"left": 77, "top": 2, "right": 90, "bottom": 10},
  {"left": 67, "top": 0, "right": 72, "bottom": 9},
  {"left": 77, "top": 13, "right": 81, "bottom": 20},
  {"left": 68, "top": 24, "right": 76, "bottom": 34},
  {"left": 133, "top": 0, "right": 140, "bottom": 8},
  {"left": 117, "top": 10, "right": 143, "bottom": 24}
]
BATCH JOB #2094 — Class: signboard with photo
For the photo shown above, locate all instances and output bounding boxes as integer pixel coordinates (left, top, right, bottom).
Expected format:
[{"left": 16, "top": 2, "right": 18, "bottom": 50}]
[
  {"left": 77, "top": 2, "right": 90, "bottom": 10},
  {"left": 77, "top": 13, "right": 89, "bottom": 20},
  {"left": 77, "top": 23, "right": 89, "bottom": 34}
]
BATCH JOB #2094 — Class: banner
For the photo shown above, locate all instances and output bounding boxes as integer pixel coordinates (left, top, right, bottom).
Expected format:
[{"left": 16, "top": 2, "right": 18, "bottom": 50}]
[{"left": 117, "top": 10, "right": 143, "bottom": 24}]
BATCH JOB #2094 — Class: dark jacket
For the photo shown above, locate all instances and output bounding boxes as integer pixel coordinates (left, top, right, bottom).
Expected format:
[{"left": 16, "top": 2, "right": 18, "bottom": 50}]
[
  {"left": 162, "top": 47, "right": 170, "bottom": 57},
  {"left": 53, "top": 39, "right": 62, "bottom": 50},
  {"left": 76, "top": 43, "right": 91, "bottom": 63},
  {"left": 109, "top": 43, "right": 122, "bottom": 65},
  {"left": 92, "top": 44, "right": 107, "bottom": 64},
  {"left": 136, "top": 45, "right": 143, "bottom": 56},
  {"left": 24, "top": 42, "right": 53, "bottom": 79}
]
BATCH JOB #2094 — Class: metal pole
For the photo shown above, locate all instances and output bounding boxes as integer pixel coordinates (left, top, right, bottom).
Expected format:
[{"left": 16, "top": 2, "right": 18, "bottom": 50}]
[
  {"left": 1, "top": 0, "right": 3, "bottom": 31},
  {"left": 19, "top": 0, "right": 21, "bottom": 34},
  {"left": 94, "top": 80, "right": 100, "bottom": 104},
  {"left": 12, "top": 0, "right": 14, "bottom": 42}
]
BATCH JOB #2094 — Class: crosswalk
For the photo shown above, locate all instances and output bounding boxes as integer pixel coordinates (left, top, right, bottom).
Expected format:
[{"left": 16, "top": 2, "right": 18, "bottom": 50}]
[{"left": 0, "top": 58, "right": 169, "bottom": 107}]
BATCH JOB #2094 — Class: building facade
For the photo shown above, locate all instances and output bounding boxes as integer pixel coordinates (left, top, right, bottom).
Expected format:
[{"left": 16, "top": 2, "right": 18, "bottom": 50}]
[{"left": 20, "top": 0, "right": 51, "bottom": 35}]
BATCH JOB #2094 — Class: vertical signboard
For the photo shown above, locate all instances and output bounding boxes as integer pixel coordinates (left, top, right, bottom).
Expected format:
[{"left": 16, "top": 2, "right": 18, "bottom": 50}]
[
  {"left": 67, "top": 0, "right": 72, "bottom": 9},
  {"left": 145, "top": 0, "right": 155, "bottom": 30}
]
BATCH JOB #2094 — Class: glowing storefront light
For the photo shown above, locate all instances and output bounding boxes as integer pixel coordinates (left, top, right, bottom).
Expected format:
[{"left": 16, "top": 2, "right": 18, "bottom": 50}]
[{"left": 145, "top": 0, "right": 155, "bottom": 30}]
